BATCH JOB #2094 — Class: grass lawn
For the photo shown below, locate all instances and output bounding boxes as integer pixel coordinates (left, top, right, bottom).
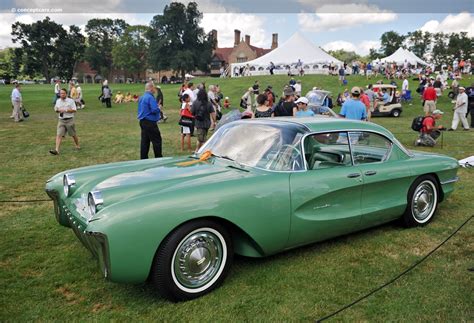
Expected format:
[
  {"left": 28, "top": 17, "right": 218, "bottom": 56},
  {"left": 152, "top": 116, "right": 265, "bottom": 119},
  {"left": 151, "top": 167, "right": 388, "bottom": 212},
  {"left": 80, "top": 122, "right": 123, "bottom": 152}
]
[{"left": 1, "top": 74, "right": 473, "bottom": 321}]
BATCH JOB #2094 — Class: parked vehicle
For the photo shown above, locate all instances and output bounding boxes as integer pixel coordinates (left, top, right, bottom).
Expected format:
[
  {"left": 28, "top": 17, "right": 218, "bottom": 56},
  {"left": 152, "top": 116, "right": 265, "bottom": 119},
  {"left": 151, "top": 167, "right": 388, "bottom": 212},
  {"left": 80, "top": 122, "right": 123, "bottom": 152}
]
[
  {"left": 46, "top": 118, "right": 458, "bottom": 301},
  {"left": 371, "top": 84, "right": 403, "bottom": 117}
]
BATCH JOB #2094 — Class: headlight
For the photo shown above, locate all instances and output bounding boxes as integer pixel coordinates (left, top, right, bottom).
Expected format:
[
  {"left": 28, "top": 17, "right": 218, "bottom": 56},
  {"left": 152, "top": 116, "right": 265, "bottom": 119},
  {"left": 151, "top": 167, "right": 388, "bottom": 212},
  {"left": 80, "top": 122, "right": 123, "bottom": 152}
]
[
  {"left": 63, "top": 174, "right": 76, "bottom": 197},
  {"left": 88, "top": 191, "right": 103, "bottom": 216}
]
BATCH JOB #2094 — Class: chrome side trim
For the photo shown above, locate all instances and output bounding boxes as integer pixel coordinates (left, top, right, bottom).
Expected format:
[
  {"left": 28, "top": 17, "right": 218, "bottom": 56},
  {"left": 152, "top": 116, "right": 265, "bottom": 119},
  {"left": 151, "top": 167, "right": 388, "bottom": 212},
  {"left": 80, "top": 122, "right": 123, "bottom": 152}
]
[{"left": 440, "top": 177, "right": 459, "bottom": 185}]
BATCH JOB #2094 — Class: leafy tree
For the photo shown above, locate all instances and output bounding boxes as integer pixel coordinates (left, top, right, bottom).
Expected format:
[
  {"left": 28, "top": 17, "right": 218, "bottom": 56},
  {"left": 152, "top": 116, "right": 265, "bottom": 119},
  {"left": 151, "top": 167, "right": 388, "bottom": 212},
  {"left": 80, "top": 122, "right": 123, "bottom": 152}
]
[
  {"left": 380, "top": 31, "right": 405, "bottom": 56},
  {"left": 327, "top": 49, "right": 361, "bottom": 64},
  {"left": 11, "top": 17, "right": 85, "bottom": 80},
  {"left": 446, "top": 32, "right": 473, "bottom": 61},
  {"left": 85, "top": 18, "right": 128, "bottom": 78},
  {"left": 368, "top": 48, "right": 383, "bottom": 61},
  {"left": 406, "top": 30, "right": 431, "bottom": 59},
  {"left": 431, "top": 32, "right": 449, "bottom": 67},
  {"left": 0, "top": 48, "right": 16, "bottom": 80},
  {"left": 148, "top": 2, "right": 213, "bottom": 79},
  {"left": 11, "top": 17, "right": 65, "bottom": 80},
  {"left": 54, "top": 25, "right": 86, "bottom": 80},
  {"left": 112, "top": 25, "right": 150, "bottom": 81}
]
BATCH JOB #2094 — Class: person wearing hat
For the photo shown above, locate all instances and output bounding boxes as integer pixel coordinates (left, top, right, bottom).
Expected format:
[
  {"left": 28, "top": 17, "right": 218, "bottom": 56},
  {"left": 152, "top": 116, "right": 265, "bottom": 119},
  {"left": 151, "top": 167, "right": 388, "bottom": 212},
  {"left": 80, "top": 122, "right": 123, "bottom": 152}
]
[
  {"left": 448, "top": 86, "right": 469, "bottom": 131},
  {"left": 274, "top": 86, "right": 296, "bottom": 117},
  {"left": 241, "top": 87, "right": 253, "bottom": 112},
  {"left": 416, "top": 109, "right": 445, "bottom": 147},
  {"left": 339, "top": 87, "right": 367, "bottom": 121},
  {"left": 294, "top": 97, "right": 314, "bottom": 117}
]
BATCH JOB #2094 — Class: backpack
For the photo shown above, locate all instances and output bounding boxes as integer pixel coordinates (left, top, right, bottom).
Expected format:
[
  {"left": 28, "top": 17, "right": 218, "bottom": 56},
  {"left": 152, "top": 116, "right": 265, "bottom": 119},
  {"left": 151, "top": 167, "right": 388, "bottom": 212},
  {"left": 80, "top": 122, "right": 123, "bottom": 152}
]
[
  {"left": 412, "top": 116, "right": 432, "bottom": 131},
  {"left": 239, "top": 98, "right": 247, "bottom": 109}
]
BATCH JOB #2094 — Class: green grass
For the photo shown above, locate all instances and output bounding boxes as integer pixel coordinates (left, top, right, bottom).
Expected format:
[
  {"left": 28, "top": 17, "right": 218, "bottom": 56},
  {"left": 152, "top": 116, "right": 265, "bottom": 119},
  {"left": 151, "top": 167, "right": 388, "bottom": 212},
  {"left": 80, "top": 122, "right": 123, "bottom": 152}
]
[{"left": 1, "top": 74, "right": 473, "bottom": 321}]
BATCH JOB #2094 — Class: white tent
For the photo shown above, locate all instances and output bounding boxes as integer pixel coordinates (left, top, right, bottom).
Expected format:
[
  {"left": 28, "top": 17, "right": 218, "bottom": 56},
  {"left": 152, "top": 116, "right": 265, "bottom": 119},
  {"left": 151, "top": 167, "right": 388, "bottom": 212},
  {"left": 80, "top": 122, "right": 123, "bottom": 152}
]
[
  {"left": 376, "top": 48, "right": 428, "bottom": 66},
  {"left": 231, "top": 32, "right": 342, "bottom": 77}
]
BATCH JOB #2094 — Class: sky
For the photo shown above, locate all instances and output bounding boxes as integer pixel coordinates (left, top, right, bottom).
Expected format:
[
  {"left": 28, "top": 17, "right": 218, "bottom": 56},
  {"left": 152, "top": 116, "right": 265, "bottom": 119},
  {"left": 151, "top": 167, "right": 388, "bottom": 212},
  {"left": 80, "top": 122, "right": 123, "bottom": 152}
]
[{"left": 0, "top": 0, "right": 472, "bottom": 56}]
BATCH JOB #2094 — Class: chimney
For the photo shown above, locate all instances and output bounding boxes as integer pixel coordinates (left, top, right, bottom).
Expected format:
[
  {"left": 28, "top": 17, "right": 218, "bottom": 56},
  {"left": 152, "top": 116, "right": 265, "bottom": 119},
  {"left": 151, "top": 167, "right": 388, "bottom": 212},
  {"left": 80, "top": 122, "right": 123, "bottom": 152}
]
[
  {"left": 245, "top": 35, "right": 250, "bottom": 45},
  {"left": 211, "top": 29, "right": 218, "bottom": 49},
  {"left": 271, "top": 33, "right": 278, "bottom": 49},
  {"left": 234, "top": 29, "right": 241, "bottom": 47}
]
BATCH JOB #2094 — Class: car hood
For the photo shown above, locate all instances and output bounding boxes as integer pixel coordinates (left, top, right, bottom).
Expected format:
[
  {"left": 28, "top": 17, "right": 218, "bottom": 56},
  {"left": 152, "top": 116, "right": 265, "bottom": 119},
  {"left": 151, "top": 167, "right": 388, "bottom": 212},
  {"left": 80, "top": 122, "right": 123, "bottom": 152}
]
[{"left": 75, "top": 156, "right": 260, "bottom": 207}]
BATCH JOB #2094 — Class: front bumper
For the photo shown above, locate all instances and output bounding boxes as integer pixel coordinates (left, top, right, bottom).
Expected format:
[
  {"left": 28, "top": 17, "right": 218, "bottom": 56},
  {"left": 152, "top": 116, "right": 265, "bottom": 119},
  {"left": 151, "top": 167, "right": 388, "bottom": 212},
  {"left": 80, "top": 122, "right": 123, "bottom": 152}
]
[{"left": 46, "top": 189, "right": 111, "bottom": 279}]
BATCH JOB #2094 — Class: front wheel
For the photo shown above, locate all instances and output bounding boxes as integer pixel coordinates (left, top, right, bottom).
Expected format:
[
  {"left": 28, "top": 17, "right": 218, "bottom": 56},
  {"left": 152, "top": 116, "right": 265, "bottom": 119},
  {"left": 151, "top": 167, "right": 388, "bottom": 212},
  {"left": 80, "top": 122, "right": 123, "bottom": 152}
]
[
  {"left": 151, "top": 220, "right": 233, "bottom": 301},
  {"left": 402, "top": 176, "right": 439, "bottom": 227}
]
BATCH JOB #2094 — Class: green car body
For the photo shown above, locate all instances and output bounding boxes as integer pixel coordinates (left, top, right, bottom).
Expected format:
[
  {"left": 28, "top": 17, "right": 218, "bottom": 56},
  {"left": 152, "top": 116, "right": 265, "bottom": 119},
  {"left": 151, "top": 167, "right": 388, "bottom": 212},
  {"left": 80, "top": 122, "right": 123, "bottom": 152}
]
[{"left": 45, "top": 117, "right": 459, "bottom": 300}]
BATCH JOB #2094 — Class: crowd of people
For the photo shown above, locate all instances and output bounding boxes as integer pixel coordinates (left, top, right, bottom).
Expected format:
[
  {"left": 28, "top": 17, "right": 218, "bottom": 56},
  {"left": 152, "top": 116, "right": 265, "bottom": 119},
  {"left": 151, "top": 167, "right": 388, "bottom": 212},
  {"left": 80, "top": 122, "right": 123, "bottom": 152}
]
[{"left": 8, "top": 66, "right": 474, "bottom": 157}]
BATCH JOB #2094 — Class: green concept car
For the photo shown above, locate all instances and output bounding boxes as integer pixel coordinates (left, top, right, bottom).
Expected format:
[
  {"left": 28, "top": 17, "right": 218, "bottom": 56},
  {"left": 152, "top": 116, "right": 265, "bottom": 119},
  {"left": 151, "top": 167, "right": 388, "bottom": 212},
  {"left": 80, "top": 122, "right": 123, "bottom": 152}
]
[{"left": 45, "top": 117, "right": 459, "bottom": 301}]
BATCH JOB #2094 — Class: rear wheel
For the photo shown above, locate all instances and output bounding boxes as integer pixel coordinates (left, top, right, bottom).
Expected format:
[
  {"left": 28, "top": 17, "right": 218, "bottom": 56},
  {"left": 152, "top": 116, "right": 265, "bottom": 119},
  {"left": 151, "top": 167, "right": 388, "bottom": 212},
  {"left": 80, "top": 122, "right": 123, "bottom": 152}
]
[
  {"left": 402, "top": 175, "right": 439, "bottom": 227},
  {"left": 151, "top": 220, "right": 233, "bottom": 301},
  {"left": 391, "top": 109, "right": 401, "bottom": 117}
]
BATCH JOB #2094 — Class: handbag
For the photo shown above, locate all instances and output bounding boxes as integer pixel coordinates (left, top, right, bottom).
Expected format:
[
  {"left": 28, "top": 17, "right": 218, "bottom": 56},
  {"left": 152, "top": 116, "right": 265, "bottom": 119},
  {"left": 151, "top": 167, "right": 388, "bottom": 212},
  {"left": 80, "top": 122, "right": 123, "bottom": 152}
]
[
  {"left": 178, "top": 116, "right": 194, "bottom": 127},
  {"left": 21, "top": 107, "right": 30, "bottom": 118}
]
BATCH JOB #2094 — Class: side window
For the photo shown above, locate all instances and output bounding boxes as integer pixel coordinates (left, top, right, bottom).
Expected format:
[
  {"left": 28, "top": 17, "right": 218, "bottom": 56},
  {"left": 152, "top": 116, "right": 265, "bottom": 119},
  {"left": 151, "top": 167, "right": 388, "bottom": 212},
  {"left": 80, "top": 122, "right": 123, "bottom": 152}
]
[
  {"left": 304, "top": 132, "right": 352, "bottom": 170},
  {"left": 349, "top": 132, "right": 392, "bottom": 164}
]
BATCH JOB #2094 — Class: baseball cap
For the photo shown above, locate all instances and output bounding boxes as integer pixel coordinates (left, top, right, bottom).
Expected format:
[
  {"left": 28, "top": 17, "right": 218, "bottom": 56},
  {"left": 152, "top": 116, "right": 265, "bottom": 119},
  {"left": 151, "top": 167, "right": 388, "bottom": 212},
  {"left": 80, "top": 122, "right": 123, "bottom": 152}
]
[
  {"left": 295, "top": 97, "right": 309, "bottom": 104},
  {"left": 432, "top": 109, "right": 444, "bottom": 115},
  {"left": 458, "top": 86, "right": 465, "bottom": 91},
  {"left": 351, "top": 86, "right": 361, "bottom": 95}
]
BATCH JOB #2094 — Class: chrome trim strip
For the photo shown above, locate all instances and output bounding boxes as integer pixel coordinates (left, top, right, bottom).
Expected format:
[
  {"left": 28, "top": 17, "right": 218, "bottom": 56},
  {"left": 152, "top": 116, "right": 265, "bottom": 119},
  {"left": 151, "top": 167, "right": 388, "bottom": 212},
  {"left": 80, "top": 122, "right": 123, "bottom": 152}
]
[{"left": 440, "top": 176, "right": 459, "bottom": 185}]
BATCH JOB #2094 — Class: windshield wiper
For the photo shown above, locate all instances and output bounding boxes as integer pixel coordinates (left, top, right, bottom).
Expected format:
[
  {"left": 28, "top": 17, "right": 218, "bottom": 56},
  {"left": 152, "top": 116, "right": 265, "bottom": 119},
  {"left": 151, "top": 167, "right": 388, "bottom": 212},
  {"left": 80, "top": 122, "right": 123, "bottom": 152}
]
[{"left": 211, "top": 153, "right": 235, "bottom": 162}]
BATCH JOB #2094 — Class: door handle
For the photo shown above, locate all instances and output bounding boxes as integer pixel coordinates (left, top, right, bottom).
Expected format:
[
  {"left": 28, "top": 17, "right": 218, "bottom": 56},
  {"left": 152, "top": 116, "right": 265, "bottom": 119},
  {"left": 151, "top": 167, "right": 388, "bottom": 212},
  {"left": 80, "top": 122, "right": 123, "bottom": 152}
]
[
  {"left": 347, "top": 173, "right": 361, "bottom": 178},
  {"left": 365, "top": 170, "right": 377, "bottom": 176}
]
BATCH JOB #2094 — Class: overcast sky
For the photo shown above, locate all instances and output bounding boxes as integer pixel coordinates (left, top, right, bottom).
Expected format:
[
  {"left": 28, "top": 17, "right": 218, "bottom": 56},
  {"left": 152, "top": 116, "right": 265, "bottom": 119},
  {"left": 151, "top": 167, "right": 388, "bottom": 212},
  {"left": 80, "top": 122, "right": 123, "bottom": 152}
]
[{"left": 0, "top": 0, "right": 472, "bottom": 55}]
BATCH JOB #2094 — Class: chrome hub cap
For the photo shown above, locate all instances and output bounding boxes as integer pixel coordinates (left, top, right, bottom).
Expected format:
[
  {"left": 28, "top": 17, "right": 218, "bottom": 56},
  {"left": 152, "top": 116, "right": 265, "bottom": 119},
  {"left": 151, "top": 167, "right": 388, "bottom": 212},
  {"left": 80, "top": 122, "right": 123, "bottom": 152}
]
[
  {"left": 412, "top": 181, "right": 436, "bottom": 222},
  {"left": 173, "top": 230, "right": 224, "bottom": 290}
]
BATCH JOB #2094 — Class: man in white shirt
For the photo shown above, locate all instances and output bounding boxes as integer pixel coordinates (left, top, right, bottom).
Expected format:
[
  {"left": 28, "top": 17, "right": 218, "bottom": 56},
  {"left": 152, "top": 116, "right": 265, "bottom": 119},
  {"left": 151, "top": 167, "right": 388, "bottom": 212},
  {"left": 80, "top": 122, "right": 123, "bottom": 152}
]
[
  {"left": 54, "top": 80, "right": 61, "bottom": 103},
  {"left": 11, "top": 83, "right": 23, "bottom": 122},
  {"left": 402, "top": 76, "right": 409, "bottom": 95},
  {"left": 49, "top": 88, "right": 80, "bottom": 155},
  {"left": 448, "top": 87, "right": 469, "bottom": 131},
  {"left": 182, "top": 82, "right": 196, "bottom": 104}
]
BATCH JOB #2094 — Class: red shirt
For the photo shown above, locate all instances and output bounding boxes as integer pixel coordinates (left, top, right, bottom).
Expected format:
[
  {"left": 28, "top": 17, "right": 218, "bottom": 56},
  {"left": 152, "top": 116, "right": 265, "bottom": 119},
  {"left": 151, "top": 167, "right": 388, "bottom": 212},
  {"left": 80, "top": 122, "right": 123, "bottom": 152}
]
[
  {"left": 422, "top": 116, "right": 435, "bottom": 133},
  {"left": 360, "top": 94, "right": 370, "bottom": 109},
  {"left": 423, "top": 87, "right": 437, "bottom": 101}
]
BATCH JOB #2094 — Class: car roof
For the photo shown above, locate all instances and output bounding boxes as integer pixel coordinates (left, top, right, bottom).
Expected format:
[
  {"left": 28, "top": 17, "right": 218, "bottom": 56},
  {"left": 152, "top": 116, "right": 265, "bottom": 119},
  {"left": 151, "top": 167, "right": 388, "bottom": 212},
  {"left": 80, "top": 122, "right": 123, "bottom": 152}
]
[{"left": 243, "top": 117, "right": 395, "bottom": 139}]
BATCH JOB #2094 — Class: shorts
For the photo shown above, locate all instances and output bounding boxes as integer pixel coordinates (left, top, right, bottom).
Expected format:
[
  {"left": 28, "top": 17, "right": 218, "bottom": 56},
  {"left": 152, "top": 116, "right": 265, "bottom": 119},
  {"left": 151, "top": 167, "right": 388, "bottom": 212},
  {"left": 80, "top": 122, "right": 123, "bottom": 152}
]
[
  {"left": 57, "top": 118, "right": 76, "bottom": 137},
  {"left": 423, "top": 100, "right": 436, "bottom": 114},
  {"left": 339, "top": 75, "right": 345, "bottom": 81},
  {"left": 196, "top": 128, "right": 208, "bottom": 143},
  {"left": 367, "top": 70, "right": 372, "bottom": 75}
]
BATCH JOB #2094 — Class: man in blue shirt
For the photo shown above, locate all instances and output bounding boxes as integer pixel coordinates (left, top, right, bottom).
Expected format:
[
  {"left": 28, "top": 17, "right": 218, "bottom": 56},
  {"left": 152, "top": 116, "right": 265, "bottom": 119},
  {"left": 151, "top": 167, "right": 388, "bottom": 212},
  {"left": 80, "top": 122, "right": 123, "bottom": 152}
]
[
  {"left": 339, "top": 87, "right": 367, "bottom": 121},
  {"left": 137, "top": 82, "right": 162, "bottom": 159}
]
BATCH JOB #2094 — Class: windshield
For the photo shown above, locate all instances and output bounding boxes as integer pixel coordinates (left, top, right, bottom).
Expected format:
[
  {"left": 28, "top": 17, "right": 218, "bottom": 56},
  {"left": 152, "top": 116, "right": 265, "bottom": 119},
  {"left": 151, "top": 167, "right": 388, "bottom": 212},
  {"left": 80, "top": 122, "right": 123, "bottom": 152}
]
[
  {"left": 306, "top": 90, "right": 327, "bottom": 105},
  {"left": 198, "top": 121, "right": 307, "bottom": 171}
]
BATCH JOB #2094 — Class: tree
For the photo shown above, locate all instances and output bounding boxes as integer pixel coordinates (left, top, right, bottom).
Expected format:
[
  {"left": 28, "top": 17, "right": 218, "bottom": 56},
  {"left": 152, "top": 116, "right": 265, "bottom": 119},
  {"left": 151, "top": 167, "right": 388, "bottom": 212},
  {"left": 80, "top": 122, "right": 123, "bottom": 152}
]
[
  {"left": 368, "top": 48, "right": 383, "bottom": 61},
  {"left": 406, "top": 30, "right": 431, "bottom": 59},
  {"left": 0, "top": 48, "right": 16, "bottom": 80},
  {"left": 85, "top": 18, "right": 128, "bottom": 78},
  {"left": 380, "top": 31, "right": 405, "bottom": 57},
  {"left": 431, "top": 32, "right": 449, "bottom": 67},
  {"left": 11, "top": 17, "right": 65, "bottom": 81},
  {"left": 327, "top": 49, "right": 361, "bottom": 64},
  {"left": 148, "top": 2, "right": 213, "bottom": 79},
  {"left": 11, "top": 17, "right": 86, "bottom": 80},
  {"left": 54, "top": 25, "right": 86, "bottom": 80},
  {"left": 447, "top": 32, "right": 473, "bottom": 61},
  {"left": 112, "top": 25, "right": 150, "bottom": 81}
]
